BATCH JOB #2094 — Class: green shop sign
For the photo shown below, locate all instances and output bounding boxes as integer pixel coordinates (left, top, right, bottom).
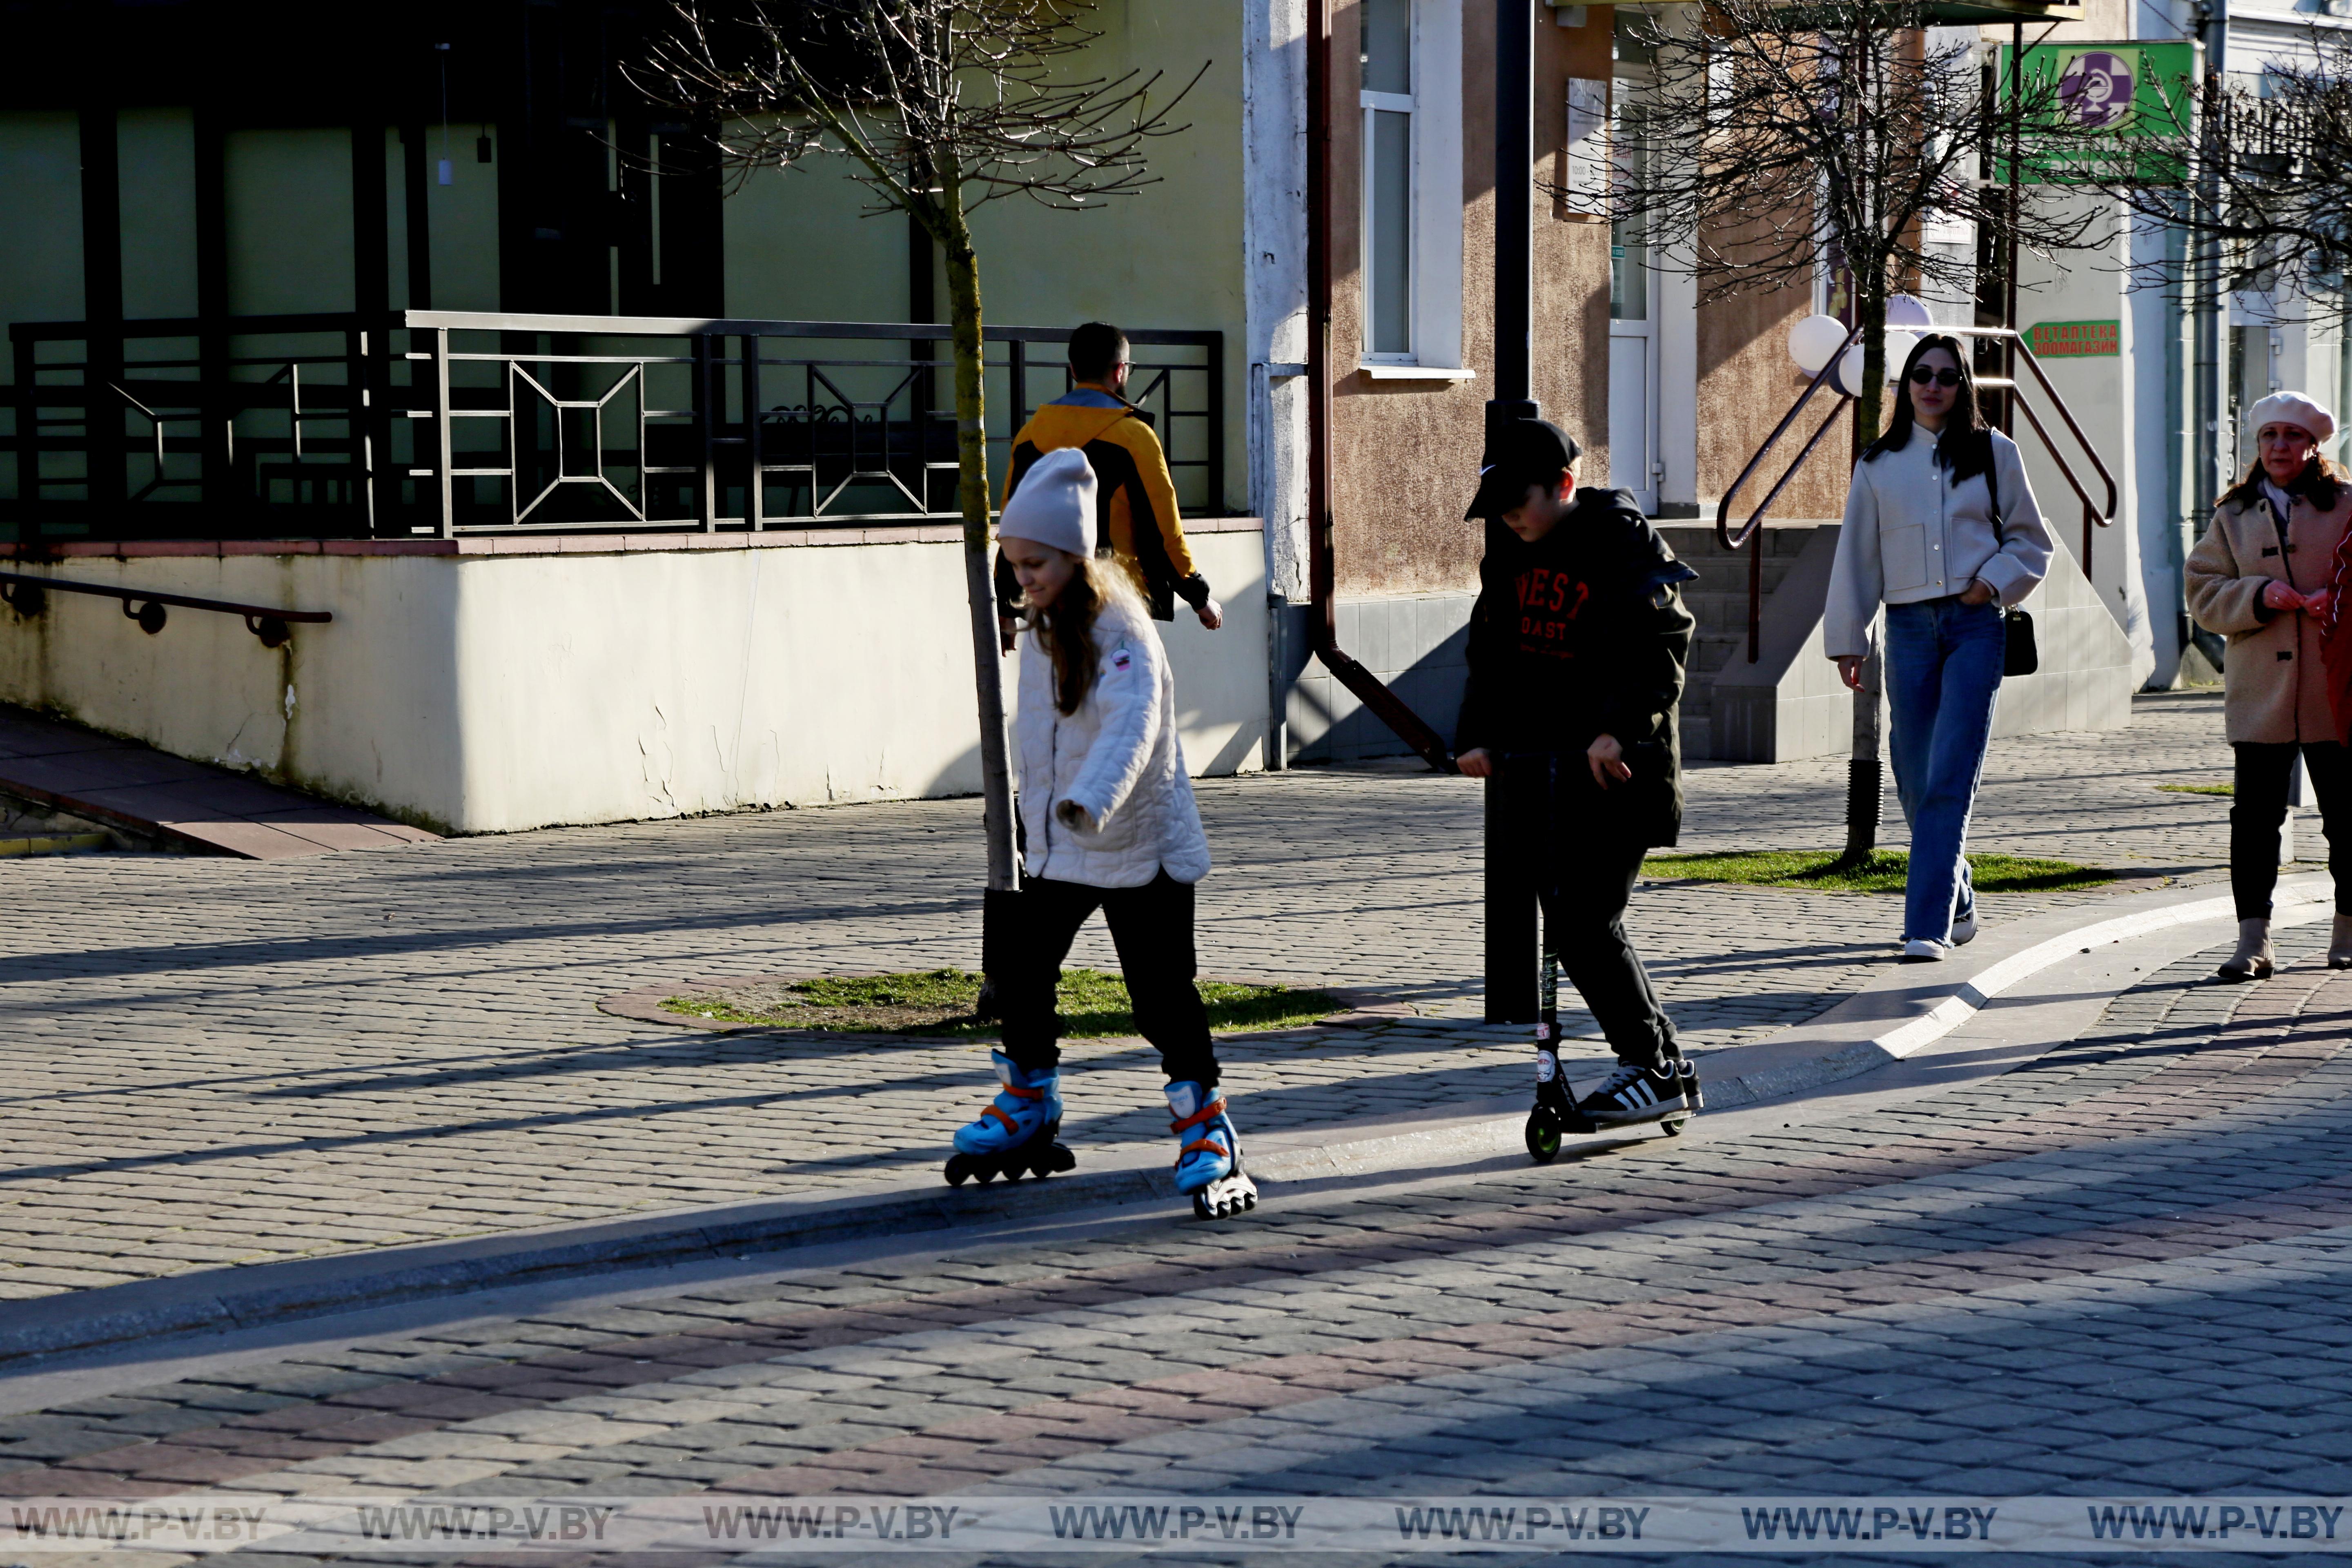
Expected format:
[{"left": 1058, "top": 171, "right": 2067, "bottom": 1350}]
[
  {"left": 1996, "top": 40, "right": 2197, "bottom": 183},
  {"left": 2027, "top": 320, "right": 2121, "bottom": 358}
]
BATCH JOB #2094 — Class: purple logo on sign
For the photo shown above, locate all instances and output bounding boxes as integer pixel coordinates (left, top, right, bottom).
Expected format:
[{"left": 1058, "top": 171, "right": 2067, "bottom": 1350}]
[{"left": 2058, "top": 51, "right": 2136, "bottom": 129}]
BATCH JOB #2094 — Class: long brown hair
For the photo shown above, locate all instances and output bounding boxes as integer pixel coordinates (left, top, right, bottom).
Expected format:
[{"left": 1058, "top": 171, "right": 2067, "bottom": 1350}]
[
  {"left": 1861, "top": 333, "right": 1997, "bottom": 487},
  {"left": 1028, "top": 553, "right": 1142, "bottom": 715},
  {"left": 2221, "top": 451, "right": 2349, "bottom": 514}
]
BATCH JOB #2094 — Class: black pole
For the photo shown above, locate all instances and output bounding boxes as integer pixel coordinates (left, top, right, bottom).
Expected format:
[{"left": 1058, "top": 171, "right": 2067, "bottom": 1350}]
[
  {"left": 2002, "top": 21, "right": 2022, "bottom": 437},
  {"left": 1484, "top": 0, "right": 1539, "bottom": 1025},
  {"left": 1492, "top": 0, "right": 1535, "bottom": 411}
]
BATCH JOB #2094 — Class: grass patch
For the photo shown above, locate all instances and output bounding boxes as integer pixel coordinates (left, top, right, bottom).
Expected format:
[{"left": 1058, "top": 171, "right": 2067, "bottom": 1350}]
[
  {"left": 2156, "top": 782, "right": 2233, "bottom": 797},
  {"left": 664, "top": 967, "right": 1339, "bottom": 1039},
  {"left": 1644, "top": 848, "right": 2114, "bottom": 895}
]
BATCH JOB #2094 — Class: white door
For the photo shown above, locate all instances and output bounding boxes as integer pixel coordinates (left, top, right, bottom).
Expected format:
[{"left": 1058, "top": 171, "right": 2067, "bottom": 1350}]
[
  {"left": 1608, "top": 77, "right": 1659, "bottom": 516},
  {"left": 1609, "top": 322, "right": 1657, "bottom": 515}
]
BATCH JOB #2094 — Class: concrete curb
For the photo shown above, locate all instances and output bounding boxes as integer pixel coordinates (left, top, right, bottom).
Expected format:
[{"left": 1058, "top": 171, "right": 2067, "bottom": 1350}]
[
  {"left": 3, "top": 874, "right": 2327, "bottom": 1369},
  {"left": 1682, "top": 873, "right": 2334, "bottom": 1111}
]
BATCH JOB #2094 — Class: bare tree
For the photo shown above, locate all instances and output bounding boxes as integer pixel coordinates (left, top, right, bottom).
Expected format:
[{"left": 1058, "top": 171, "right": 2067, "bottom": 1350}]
[
  {"left": 1613, "top": 0, "right": 2103, "bottom": 447},
  {"left": 638, "top": 0, "right": 1204, "bottom": 904},
  {"left": 2092, "top": 29, "right": 2352, "bottom": 299},
  {"left": 1608, "top": 1, "right": 2104, "bottom": 864}
]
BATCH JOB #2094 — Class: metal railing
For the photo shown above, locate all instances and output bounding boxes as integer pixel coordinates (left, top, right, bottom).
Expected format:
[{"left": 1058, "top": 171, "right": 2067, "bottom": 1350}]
[
  {"left": 1714, "top": 321, "right": 2117, "bottom": 663},
  {"left": 5, "top": 311, "right": 1225, "bottom": 543},
  {"left": 0, "top": 569, "right": 330, "bottom": 647}
]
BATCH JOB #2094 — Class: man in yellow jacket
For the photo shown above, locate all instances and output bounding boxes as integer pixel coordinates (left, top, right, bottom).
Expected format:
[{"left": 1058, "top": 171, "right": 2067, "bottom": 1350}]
[{"left": 996, "top": 323, "right": 1223, "bottom": 648}]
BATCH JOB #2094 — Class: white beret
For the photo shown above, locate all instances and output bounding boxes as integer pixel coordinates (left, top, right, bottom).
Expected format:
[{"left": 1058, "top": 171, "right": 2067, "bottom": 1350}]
[
  {"left": 997, "top": 447, "right": 1098, "bottom": 560},
  {"left": 2245, "top": 392, "right": 2338, "bottom": 446}
]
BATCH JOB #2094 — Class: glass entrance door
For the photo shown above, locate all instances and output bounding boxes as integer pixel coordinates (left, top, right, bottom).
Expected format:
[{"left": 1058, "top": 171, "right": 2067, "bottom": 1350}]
[{"left": 1608, "top": 83, "right": 1658, "bottom": 515}]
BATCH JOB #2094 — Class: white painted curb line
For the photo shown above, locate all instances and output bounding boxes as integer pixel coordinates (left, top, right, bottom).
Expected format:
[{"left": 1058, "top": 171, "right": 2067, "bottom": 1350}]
[{"left": 1878, "top": 882, "right": 2335, "bottom": 1062}]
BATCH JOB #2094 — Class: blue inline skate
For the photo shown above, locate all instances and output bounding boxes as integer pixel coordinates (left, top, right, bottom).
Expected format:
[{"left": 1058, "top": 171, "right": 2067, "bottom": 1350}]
[
  {"left": 944, "top": 1052, "right": 1076, "bottom": 1185},
  {"left": 1166, "top": 1080, "right": 1257, "bottom": 1220}
]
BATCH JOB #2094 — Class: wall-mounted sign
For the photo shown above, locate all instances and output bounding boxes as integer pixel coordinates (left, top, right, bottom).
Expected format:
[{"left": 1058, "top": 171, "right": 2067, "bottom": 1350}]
[
  {"left": 1996, "top": 41, "right": 2197, "bottom": 183},
  {"left": 2027, "top": 319, "right": 2121, "bottom": 358}
]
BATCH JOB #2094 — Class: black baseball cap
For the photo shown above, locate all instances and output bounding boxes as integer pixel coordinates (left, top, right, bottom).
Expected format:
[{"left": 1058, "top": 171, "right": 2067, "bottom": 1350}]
[{"left": 1464, "top": 418, "right": 1582, "bottom": 519}]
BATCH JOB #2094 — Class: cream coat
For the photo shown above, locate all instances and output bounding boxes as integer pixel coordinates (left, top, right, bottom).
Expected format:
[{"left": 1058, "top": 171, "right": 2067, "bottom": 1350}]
[
  {"left": 1823, "top": 427, "right": 2054, "bottom": 659},
  {"left": 2185, "top": 487, "right": 2352, "bottom": 744},
  {"left": 1015, "top": 593, "right": 1211, "bottom": 888}
]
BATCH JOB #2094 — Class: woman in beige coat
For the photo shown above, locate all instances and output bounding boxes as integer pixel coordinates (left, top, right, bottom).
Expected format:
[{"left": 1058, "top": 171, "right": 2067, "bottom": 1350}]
[{"left": 2185, "top": 391, "right": 2352, "bottom": 978}]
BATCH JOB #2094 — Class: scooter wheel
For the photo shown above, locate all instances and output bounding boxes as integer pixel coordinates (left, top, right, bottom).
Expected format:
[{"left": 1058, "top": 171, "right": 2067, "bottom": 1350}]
[
  {"left": 1659, "top": 1116, "right": 1688, "bottom": 1137},
  {"left": 1526, "top": 1106, "right": 1563, "bottom": 1164}
]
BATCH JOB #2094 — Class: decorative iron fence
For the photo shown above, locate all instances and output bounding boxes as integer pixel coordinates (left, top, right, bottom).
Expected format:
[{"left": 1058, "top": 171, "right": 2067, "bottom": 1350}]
[{"left": 4, "top": 311, "right": 1224, "bottom": 543}]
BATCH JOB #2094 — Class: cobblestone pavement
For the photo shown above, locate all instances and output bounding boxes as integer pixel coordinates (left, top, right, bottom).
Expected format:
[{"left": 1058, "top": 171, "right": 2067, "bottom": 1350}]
[
  {"left": 2, "top": 927, "right": 2345, "bottom": 1568},
  {"left": 0, "top": 694, "right": 2251, "bottom": 1298}
]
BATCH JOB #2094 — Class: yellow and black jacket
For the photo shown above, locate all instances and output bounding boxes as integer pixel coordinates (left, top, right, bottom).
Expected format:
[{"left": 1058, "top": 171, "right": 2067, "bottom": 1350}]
[{"left": 995, "top": 396, "right": 1211, "bottom": 621}]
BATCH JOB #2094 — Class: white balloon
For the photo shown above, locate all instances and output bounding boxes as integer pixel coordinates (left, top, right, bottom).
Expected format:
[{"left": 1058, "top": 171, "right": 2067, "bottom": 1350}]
[
  {"left": 1884, "top": 294, "right": 1934, "bottom": 330},
  {"left": 1826, "top": 336, "right": 1918, "bottom": 396},
  {"left": 1829, "top": 344, "right": 1869, "bottom": 397},
  {"left": 1787, "top": 314, "right": 1850, "bottom": 375}
]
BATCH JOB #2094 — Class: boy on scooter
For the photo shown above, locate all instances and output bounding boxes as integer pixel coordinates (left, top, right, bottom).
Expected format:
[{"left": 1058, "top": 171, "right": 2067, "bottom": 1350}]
[{"left": 1451, "top": 417, "right": 1702, "bottom": 1154}]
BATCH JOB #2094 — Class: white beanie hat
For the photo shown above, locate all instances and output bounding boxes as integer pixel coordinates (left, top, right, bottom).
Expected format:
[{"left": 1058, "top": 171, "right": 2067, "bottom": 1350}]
[
  {"left": 2245, "top": 392, "right": 2338, "bottom": 447},
  {"left": 996, "top": 447, "right": 1097, "bottom": 559}
]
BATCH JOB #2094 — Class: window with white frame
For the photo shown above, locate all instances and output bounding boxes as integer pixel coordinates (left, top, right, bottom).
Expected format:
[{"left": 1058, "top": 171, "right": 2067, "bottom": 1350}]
[
  {"left": 1359, "top": 0, "right": 1464, "bottom": 372},
  {"left": 1361, "top": 0, "right": 1415, "bottom": 358}
]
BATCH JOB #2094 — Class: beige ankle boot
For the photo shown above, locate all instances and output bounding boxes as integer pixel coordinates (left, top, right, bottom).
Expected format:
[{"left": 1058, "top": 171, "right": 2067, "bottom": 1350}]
[
  {"left": 2330, "top": 915, "right": 2352, "bottom": 971},
  {"left": 2219, "top": 918, "right": 2275, "bottom": 982}
]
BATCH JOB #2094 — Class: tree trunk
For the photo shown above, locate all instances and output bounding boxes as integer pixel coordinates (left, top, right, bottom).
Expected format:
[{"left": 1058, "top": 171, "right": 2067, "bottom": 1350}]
[
  {"left": 938, "top": 196, "right": 1020, "bottom": 898},
  {"left": 1840, "top": 626, "right": 1885, "bottom": 863},
  {"left": 1837, "top": 268, "right": 1892, "bottom": 867},
  {"left": 1854, "top": 269, "right": 1890, "bottom": 453}
]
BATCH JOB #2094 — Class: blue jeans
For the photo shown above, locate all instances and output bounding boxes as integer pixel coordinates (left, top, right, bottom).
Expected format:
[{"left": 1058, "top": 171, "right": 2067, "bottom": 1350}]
[{"left": 1884, "top": 598, "right": 2005, "bottom": 943}]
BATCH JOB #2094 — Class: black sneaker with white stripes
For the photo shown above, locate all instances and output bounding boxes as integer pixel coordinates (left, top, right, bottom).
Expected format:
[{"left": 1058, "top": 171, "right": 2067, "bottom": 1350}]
[{"left": 1575, "top": 1060, "right": 1690, "bottom": 1127}]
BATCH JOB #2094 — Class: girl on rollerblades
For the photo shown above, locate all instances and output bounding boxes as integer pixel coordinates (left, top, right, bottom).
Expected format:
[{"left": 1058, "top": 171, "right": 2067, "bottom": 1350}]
[{"left": 948, "top": 447, "right": 1256, "bottom": 1220}]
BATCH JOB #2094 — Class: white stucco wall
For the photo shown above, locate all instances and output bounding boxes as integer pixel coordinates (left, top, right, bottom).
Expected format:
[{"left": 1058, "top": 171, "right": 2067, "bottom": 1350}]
[
  {"left": 0, "top": 527, "right": 1269, "bottom": 835},
  {"left": 2013, "top": 195, "right": 2156, "bottom": 691}
]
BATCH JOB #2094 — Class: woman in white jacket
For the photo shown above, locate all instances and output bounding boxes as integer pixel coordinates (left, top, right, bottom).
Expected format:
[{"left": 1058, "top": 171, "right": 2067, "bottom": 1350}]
[
  {"left": 1824, "top": 334, "right": 2053, "bottom": 962},
  {"left": 947, "top": 448, "right": 1254, "bottom": 1218}
]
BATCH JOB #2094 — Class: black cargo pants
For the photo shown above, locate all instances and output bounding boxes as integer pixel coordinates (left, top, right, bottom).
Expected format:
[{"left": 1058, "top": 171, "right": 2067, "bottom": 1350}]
[{"left": 1502, "top": 751, "right": 1682, "bottom": 1072}]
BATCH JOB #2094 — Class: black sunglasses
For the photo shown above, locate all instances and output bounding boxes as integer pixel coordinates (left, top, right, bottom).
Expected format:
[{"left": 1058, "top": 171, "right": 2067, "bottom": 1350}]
[{"left": 1908, "top": 367, "right": 1964, "bottom": 388}]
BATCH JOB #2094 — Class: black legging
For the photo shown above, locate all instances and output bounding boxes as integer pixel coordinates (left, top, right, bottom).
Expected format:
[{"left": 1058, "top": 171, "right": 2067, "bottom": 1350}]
[
  {"left": 995, "top": 870, "right": 1219, "bottom": 1086},
  {"left": 2231, "top": 741, "right": 2352, "bottom": 920}
]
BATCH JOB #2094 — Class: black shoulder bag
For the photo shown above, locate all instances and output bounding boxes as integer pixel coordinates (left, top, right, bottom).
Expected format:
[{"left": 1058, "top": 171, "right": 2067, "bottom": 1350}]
[{"left": 1983, "top": 451, "right": 2040, "bottom": 677}]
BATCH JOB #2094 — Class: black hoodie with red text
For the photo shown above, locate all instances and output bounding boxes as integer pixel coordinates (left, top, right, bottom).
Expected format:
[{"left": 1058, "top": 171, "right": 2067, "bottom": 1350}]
[{"left": 1454, "top": 486, "right": 1698, "bottom": 846}]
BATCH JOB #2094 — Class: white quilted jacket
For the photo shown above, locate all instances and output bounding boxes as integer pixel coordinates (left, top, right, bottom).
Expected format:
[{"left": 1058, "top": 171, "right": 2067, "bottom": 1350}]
[{"left": 1014, "top": 595, "right": 1211, "bottom": 889}]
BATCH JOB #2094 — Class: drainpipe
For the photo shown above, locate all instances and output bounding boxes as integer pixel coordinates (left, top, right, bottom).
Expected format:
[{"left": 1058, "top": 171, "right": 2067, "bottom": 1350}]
[
  {"left": 1483, "top": 0, "right": 1541, "bottom": 1024},
  {"left": 2187, "top": 0, "right": 2228, "bottom": 673},
  {"left": 1305, "top": 0, "right": 1457, "bottom": 774}
]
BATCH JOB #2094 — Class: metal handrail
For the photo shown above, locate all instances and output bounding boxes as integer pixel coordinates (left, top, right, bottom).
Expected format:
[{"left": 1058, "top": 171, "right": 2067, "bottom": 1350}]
[
  {"left": 1710, "top": 321, "right": 2118, "bottom": 663},
  {"left": 1716, "top": 321, "right": 1863, "bottom": 554},
  {"left": 1713, "top": 322, "right": 1860, "bottom": 664},
  {"left": 1971, "top": 325, "right": 2120, "bottom": 572},
  {"left": 0, "top": 569, "right": 330, "bottom": 648}
]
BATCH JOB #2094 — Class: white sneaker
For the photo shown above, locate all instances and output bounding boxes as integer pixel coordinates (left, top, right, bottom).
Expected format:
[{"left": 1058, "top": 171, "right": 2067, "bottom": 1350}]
[
  {"left": 1902, "top": 938, "right": 1951, "bottom": 962},
  {"left": 1951, "top": 912, "right": 1978, "bottom": 946}
]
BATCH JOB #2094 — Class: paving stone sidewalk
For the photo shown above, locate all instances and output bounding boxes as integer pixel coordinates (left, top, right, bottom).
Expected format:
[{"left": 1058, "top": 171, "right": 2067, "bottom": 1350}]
[
  {"left": 1, "top": 926, "right": 2345, "bottom": 1568},
  {"left": 0, "top": 693, "right": 2255, "bottom": 1299}
]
